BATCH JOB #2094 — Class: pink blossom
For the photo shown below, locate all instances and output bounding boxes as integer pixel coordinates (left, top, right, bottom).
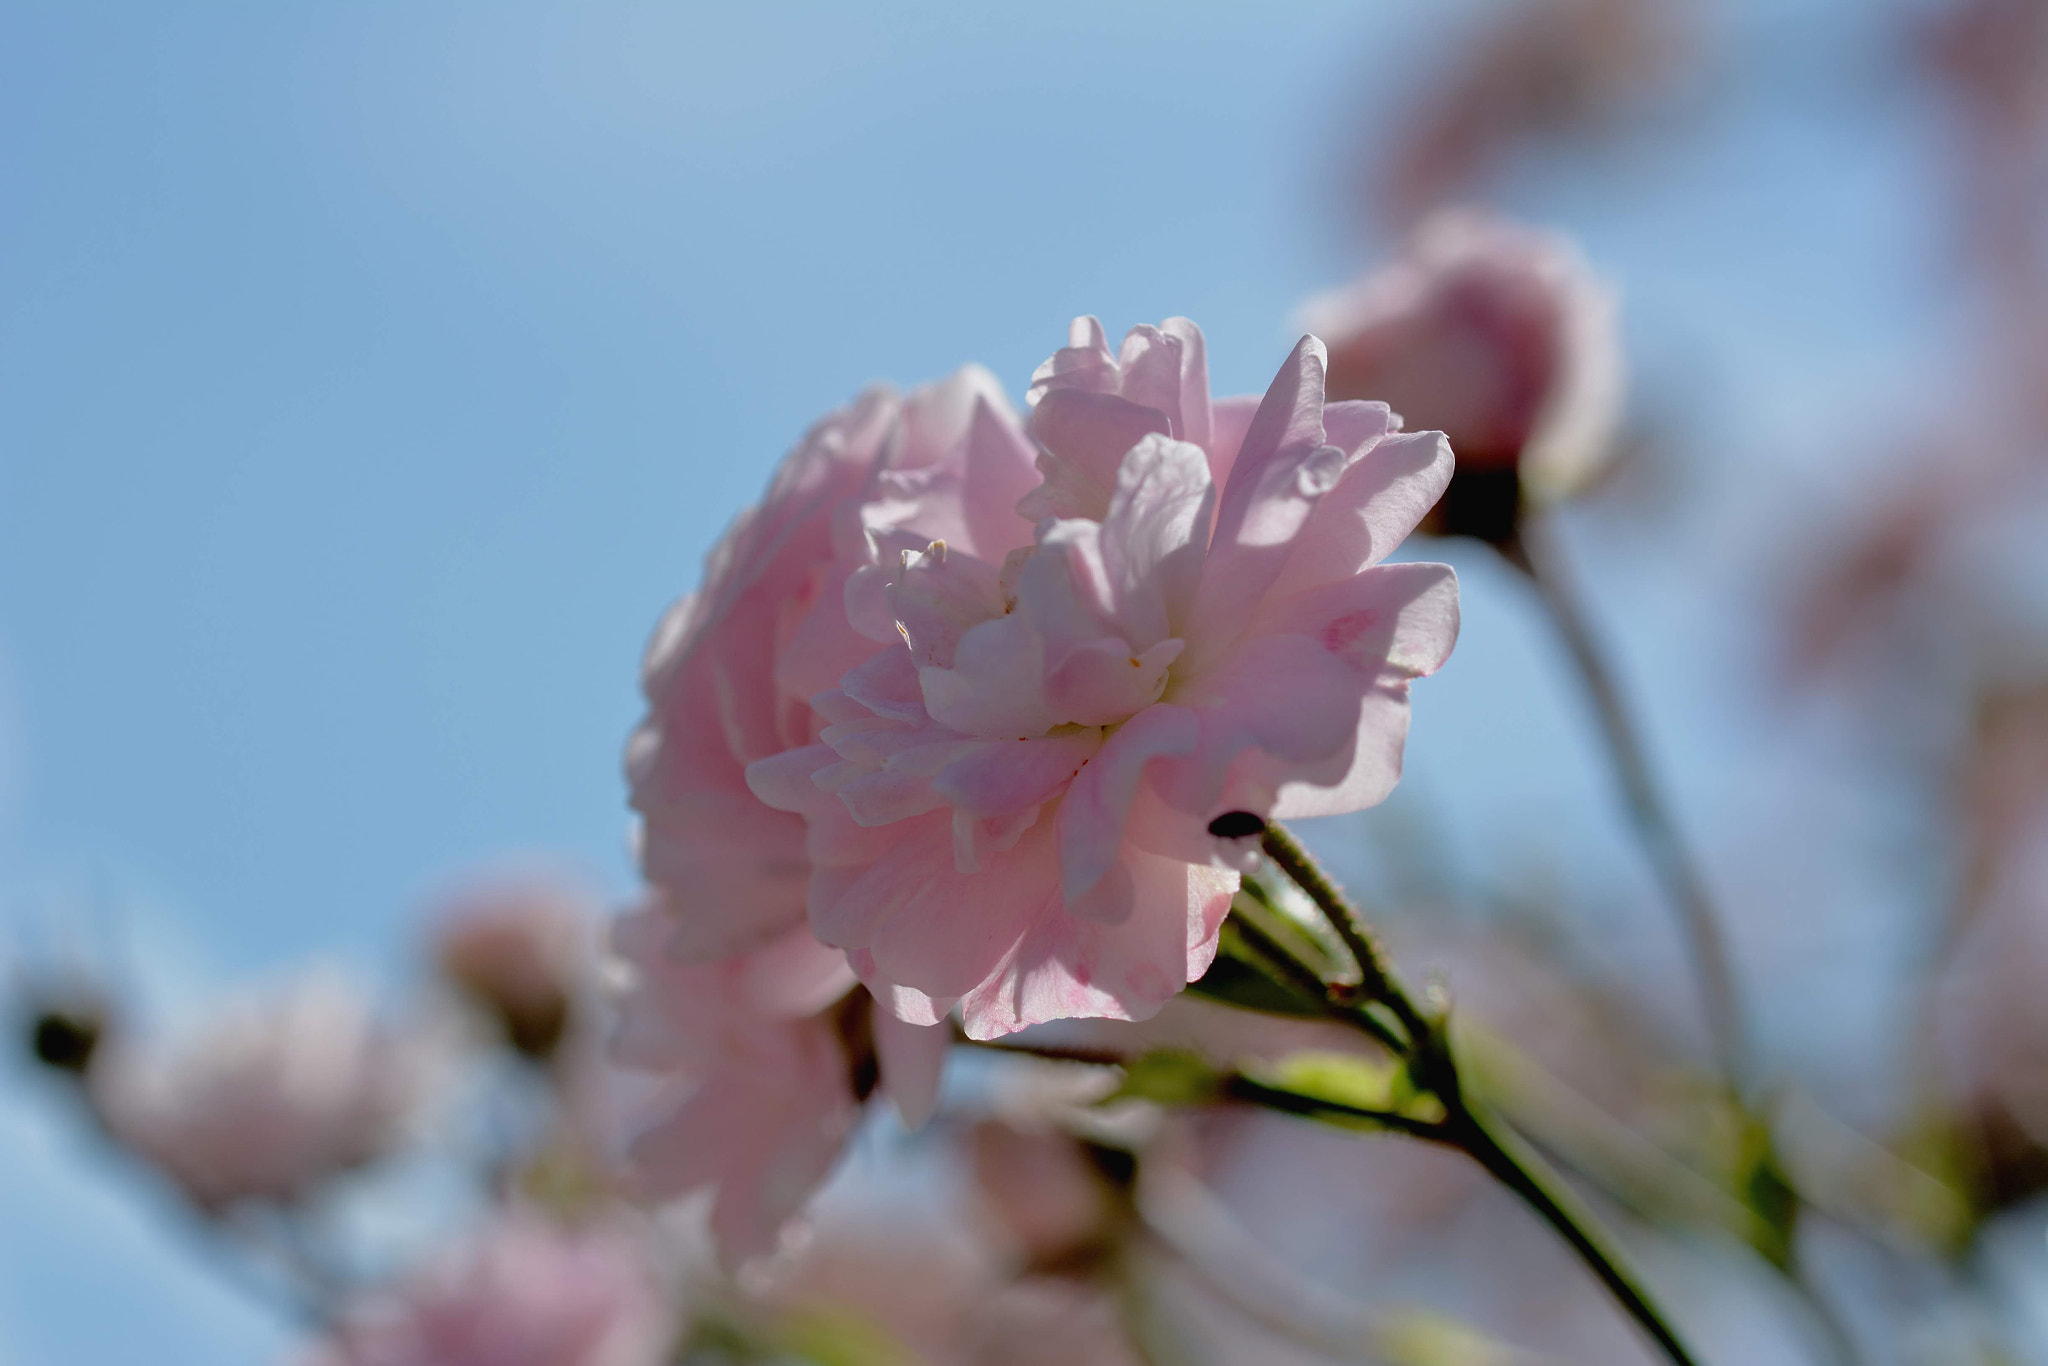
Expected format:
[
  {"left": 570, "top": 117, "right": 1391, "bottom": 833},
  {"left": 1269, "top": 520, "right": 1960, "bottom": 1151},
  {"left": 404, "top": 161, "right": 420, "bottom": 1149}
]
[
  {"left": 967, "top": 1118, "right": 1121, "bottom": 1266},
  {"left": 88, "top": 970, "right": 419, "bottom": 1210},
  {"left": 1302, "top": 211, "right": 1621, "bottom": 506},
  {"left": 748, "top": 317, "right": 1458, "bottom": 1038},
  {"left": 302, "top": 1214, "right": 673, "bottom": 1366},
  {"left": 609, "top": 910, "right": 948, "bottom": 1261},
  {"left": 430, "top": 873, "right": 597, "bottom": 1059}
]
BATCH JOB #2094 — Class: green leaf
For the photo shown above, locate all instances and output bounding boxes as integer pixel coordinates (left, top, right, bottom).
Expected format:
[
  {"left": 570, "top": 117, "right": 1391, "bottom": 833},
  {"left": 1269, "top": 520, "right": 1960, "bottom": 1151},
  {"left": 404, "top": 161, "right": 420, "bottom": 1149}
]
[
  {"left": 1254, "top": 1050, "right": 1405, "bottom": 1112},
  {"left": 1235, "top": 1051, "right": 1446, "bottom": 1133},
  {"left": 1375, "top": 1308, "right": 1526, "bottom": 1365},
  {"left": 1112, "top": 1049, "right": 1223, "bottom": 1106},
  {"left": 1186, "top": 944, "right": 1327, "bottom": 1018},
  {"left": 769, "top": 1310, "right": 921, "bottom": 1366},
  {"left": 1185, "top": 914, "right": 1331, "bottom": 1019}
]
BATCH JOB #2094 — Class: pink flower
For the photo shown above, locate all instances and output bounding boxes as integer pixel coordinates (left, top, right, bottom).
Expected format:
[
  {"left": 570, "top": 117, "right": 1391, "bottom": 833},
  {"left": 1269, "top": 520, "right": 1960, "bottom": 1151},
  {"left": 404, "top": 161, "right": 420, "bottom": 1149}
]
[
  {"left": 302, "top": 1214, "right": 673, "bottom": 1366},
  {"left": 748, "top": 317, "right": 1458, "bottom": 1039},
  {"left": 609, "top": 910, "right": 948, "bottom": 1261},
  {"left": 1302, "top": 212, "right": 1621, "bottom": 515},
  {"left": 430, "top": 873, "right": 597, "bottom": 1059},
  {"left": 89, "top": 970, "right": 419, "bottom": 1210}
]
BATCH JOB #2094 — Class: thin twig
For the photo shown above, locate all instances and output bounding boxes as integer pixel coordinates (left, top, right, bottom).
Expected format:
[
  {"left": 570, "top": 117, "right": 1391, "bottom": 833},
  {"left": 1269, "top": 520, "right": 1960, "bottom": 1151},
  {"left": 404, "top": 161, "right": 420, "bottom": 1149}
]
[{"left": 1500, "top": 518, "right": 1749, "bottom": 1090}]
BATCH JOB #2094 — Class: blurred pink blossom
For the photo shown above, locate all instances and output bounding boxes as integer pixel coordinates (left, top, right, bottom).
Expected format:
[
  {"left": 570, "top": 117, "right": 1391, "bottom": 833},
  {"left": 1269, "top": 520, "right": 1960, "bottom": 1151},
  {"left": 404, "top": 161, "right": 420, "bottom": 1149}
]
[
  {"left": 1371, "top": 0, "right": 1693, "bottom": 229},
  {"left": 302, "top": 1214, "right": 673, "bottom": 1366},
  {"left": 431, "top": 874, "right": 597, "bottom": 1059},
  {"left": 609, "top": 910, "right": 946, "bottom": 1261},
  {"left": 88, "top": 969, "right": 419, "bottom": 1210},
  {"left": 755, "top": 1216, "right": 1144, "bottom": 1366},
  {"left": 1303, "top": 211, "right": 1622, "bottom": 511},
  {"left": 967, "top": 1119, "right": 1122, "bottom": 1268},
  {"left": 748, "top": 317, "right": 1458, "bottom": 1038}
]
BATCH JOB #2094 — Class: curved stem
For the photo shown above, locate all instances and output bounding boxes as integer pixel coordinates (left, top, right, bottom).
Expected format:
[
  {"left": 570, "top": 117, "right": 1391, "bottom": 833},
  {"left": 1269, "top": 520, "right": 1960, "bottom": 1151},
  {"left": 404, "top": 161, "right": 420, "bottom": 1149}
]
[
  {"left": 1501, "top": 518, "right": 1750, "bottom": 1092},
  {"left": 1442, "top": 1097, "right": 1701, "bottom": 1366},
  {"left": 1259, "top": 818, "right": 1703, "bottom": 1366},
  {"left": 1258, "top": 824, "right": 1426, "bottom": 1047}
]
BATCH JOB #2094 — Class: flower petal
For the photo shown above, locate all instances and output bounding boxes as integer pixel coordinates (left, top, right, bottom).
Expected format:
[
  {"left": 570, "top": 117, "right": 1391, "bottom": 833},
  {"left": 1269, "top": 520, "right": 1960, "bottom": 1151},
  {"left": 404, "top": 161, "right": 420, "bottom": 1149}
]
[
  {"left": 932, "top": 729, "right": 1103, "bottom": 818},
  {"left": 1099, "top": 434, "right": 1215, "bottom": 646},
  {"left": 1019, "top": 390, "right": 1172, "bottom": 523},
  {"left": 872, "top": 1007, "right": 949, "bottom": 1129},
  {"left": 1269, "top": 430, "right": 1454, "bottom": 598},
  {"left": 1056, "top": 704, "right": 1201, "bottom": 904}
]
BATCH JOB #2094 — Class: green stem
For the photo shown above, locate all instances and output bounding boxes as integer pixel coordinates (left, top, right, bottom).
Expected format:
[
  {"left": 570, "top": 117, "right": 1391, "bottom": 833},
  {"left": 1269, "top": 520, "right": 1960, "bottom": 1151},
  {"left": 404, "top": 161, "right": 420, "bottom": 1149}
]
[
  {"left": 1441, "top": 1097, "right": 1701, "bottom": 1366},
  {"left": 1501, "top": 518, "right": 1749, "bottom": 1091},
  {"left": 1257, "top": 817, "right": 1704, "bottom": 1366},
  {"left": 1258, "top": 823, "right": 1426, "bottom": 1046}
]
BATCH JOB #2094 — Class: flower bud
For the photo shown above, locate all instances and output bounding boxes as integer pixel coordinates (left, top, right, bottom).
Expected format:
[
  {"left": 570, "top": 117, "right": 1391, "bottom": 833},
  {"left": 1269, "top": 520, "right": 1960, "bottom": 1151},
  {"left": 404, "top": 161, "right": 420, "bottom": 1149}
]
[
  {"left": 431, "top": 877, "right": 595, "bottom": 1061},
  {"left": 24, "top": 998, "right": 106, "bottom": 1076},
  {"left": 1303, "top": 211, "right": 1623, "bottom": 543}
]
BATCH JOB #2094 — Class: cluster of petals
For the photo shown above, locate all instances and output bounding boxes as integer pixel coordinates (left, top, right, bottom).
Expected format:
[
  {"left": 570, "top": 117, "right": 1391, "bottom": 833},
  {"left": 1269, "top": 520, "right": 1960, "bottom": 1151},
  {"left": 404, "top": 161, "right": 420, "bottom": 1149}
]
[
  {"left": 626, "top": 315, "right": 1456, "bottom": 1041},
  {"left": 612, "top": 313, "right": 1458, "bottom": 1253},
  {"left": 609, "top": 911, "right": 944, "bottom": 1260},
  {"left": 1302, "top": 209, "right": 1622, "bottom": 503},
  {"left": 301, "top": 1214, "right": 673, "bottom": 1366},
  {"left": 740, "top": 317, "right": 1459, "bottom": 1038},
  {"left": 89, "top": 970, "right": 418, "bottom": 1210}
]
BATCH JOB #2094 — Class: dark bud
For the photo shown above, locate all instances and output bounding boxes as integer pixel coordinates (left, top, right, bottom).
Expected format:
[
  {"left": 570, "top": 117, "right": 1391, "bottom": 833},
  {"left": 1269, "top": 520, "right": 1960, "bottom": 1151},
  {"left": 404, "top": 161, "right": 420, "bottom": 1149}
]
[
  {"left": 1080, "top": 1139, "right": 1139, "bottom": 1193},
  {"left": 1424, "top": 465, "right": 1524, "bottom": 547},
  {"left": 28, "top": 1006, "right": 102, "bottom": 1076},
  {"left": 830, "top": 986, "right": 881, "bottom": 1104},
  {"left": 1206, "top": 810, "right": 1267, "bottom": 840},
  {"left": 502, "top": 995, "right": 571, "bottom": 1062}
]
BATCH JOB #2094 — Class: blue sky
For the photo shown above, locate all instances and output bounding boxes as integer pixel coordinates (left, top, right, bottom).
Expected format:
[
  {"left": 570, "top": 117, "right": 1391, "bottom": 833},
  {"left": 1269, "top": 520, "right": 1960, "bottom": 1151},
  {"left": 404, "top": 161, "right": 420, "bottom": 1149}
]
[{"left": 0, "top": 2, "right": 1974, "bottom": 1360}]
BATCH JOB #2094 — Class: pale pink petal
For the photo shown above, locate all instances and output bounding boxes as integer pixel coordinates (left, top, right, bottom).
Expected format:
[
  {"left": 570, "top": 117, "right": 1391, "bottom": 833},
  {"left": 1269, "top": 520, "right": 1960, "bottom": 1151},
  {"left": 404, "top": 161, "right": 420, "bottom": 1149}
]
[
  {"left": 1320, "top": 398, "right": 1400, "bottom": 453},
  {"left": 918, "top": 614, "right": 1057, "bottom": 739},
  {"left": 1097, "top": 433, "right": 1215, "bottom": 646},
  {"left": 857, "top": 967, "right": 958, "bottom": 1028},
  {"left": 888, "top": 540, "right": 1006, "bottom": 669},
  {"left": 1202, "top": 393, "right": 1263, "bottom": 491},
  {"left": 825, "top": 816, "right": 1058, "bottom": 999},
  {"left": 1253, "top": 560, "right": 1463, "bottom": 680},
  {"left": 1208, "top": 335, "right": 1331, "bottom": 553},
  {"left": 1159, "top": 317, "right": 1215, "bottom": 452},
  {"left": 838, "top": 646, "right": 925, "bottom": 723},
  {"left": 1268, "top": 684, "right": 1418, "bottom": 819},
  {"left": 1027, "top": 316, "right": 1117, "bottom": 403},
  {"left": 1045, "top": 637, "right": 1184, "bottom": 727},
  {"left": 626, "top": 1024, "right": 856, "bottom": 1263},
  {"left": 1056, "top": 704, "right": 1201, "bottom": 904},
  {"left": 1269, "top": 431, "right": 1455, "bottom": 599},
  {"left": 872, "top": 1007, "right": 950, "bottom": 1129},
  {"left": 933, "top": 730, "right": 1103, "bottom": 818},
  {"left": 1151, "top": 634, "right": 1372, "bottom": 819},
  {"left": 745, "top": 744, "right": 842, "bottom": 815},
  {"left": 958, "top": 396, "right": 1045, "bottom": 558},
  {"left": 893, "top": 364, "right": 1008, "bottom": 473},
  {"left": 1016, "top": 520, "right": 1118, "bottom": 657},
  {"left": 1019, "top": 389, "right": 1171, "bottom": 524},
  {"left": 1185, "top": 338, "right": 1361, "bottom": 668},
  {"left": 733, "top": 931, "right": 860, "bottom": 1018},
  {"left": 958, "top": 847, "right": 1235, "bottom": 1039}
]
